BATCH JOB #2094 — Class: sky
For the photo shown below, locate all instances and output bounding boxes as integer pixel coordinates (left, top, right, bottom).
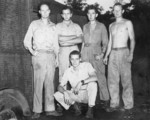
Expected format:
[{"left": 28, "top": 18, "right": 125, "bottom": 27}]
[{"left": 55, "top": 0, "right": 132, "bottom": 13}]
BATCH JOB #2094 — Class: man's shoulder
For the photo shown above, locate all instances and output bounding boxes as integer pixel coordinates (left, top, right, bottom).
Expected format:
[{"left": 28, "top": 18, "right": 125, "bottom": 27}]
[
  {"left": 56, "top": 22, "right": 63, "bottom": 26},
  {"left": 96, "top": 21, "right": 105, "bottom": 26},
  {"left": 30, "top": 19, "right": 40, "bottom": 25},
  {"left": 81, "top": 62, "right": 92, "bottom": 67},
  {"left": 64, "top": 66, "right": 72, "bottom": 73}
]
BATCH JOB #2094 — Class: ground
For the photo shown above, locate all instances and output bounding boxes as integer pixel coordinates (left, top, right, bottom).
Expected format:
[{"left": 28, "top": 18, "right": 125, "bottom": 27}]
[{"left": 23, "top": 95, "right": 150, "bottom": 120}]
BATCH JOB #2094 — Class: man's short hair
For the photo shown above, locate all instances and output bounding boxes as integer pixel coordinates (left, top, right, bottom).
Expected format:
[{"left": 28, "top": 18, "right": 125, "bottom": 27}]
[
  {"left": 69, "top": 50, "right": 81, "bottom": 58},
  {"left": 113, "top": 2, "right": 123, "bottom": 10},
  {"left": 61, "top": 6, "right": 73, "bottom": 14},
  {"left": 86, "top": 5, "right": 98, "bottom": 14},
  {"left": 38, "top": 1, "right": 50, "bottom": 10}
]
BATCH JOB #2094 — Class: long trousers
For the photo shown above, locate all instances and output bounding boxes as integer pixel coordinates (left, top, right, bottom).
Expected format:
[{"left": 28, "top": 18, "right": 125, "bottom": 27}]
[
  {"left": 32, "top": 51, "right": 56, "bottom": 113},
  {"left": 108, "top": 48, "right": 134, "bottom": 109}
]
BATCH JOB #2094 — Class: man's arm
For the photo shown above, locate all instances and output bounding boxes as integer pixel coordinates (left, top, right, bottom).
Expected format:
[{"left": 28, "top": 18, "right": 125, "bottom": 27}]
[
  {"left": 57, "top": 71, "right": 72, "bottom": 105},
  {"left": 23, "top": 22, "right": 36, "bottom": 55},
  {"left": 73, "top": 63, "right": 97, "bottom": 95},
  {"left": 83, "top": 72, "right": 98, "bottom": 84},
  {"left": 127, "top": 20, "right": 135, "bottom": 56},
  {"left": 101, "top": 24, "right": 109, "bottom": 54},
  {"left": 103, "top": 25, "right": 113, "bottom": 64},
  {"left": 59, "top": 35, "right": 83, "bottom": 46}
]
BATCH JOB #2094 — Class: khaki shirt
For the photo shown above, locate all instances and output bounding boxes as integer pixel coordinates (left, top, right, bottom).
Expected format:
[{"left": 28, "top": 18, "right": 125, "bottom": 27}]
[
  {"left": 60, "top": 62, "right": 96, "bottom": 89},
  {"left": 24, "top": 19, "right": 59, "bottom": 55},
  {"left": 56, "top": 20, "right": 82, "bottom": 37}
]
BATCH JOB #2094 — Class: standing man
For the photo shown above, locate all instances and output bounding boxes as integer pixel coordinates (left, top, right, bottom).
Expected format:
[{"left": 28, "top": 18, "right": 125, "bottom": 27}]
[
  {"left": 103, "top": 2, "right": 135, "bottom": 112},
  {"left": 23, "top": 2, "right": 62, "bottom": 118},
  {"left": 56, "top": 6, "right": 83, "bottom": 82},
  {"left": 54, "top": 50, "right": 98, "bottom": 119},
  {"left": 81, "top": 5, "right": 109, "bottom": 107}
]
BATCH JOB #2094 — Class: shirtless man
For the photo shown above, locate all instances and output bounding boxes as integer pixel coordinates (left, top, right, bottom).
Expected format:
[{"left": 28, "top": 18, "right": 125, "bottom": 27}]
[
  {"left": 103, "top": 2, "right": 135, "bottom": 112},
  {"left": 56, "top": 6, "right": 83, "bottom": 82}
]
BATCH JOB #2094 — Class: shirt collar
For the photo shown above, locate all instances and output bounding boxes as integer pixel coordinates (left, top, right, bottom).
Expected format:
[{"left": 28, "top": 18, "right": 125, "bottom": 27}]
[
  {"left": 62, "top": 20, "right": 73, "bottom": 27},
  {"left": 70, "top": 63, "right": 82, "bottom": 73}
]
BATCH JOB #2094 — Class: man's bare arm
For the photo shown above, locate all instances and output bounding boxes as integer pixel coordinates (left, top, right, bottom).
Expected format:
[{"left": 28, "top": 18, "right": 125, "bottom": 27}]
[
  {"left": 105, "top": 25, "right": 113, "bottom": 58},
  {"left": 103, "top": 25, "right": 113, "bottom": 64},
  {"left": 127, "top": 20, "right": 135, "bottom": 55}
]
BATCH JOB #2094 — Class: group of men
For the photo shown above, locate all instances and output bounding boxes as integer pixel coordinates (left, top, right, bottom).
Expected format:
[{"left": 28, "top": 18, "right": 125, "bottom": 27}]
[{"left": 24, "top": 1, "right": 135, "bottom": 119}]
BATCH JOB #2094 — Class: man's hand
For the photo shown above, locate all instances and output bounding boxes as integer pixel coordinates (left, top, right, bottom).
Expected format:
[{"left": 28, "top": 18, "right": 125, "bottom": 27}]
[
  {"left": 55, "top": 58, "right": 59, "bottom": 67},
  {"left": 127, "top": 54, "right": 133, "bottom": 62},
  {"left": 73, "top": 81, "right": 82, "bottom": 95},
  {"left": 64, "top": 91, "right": 72, "bottom": 105},
  {"left": 103, "top": 57, "right": 108, "bottom": 65},
  {"left": 29, "top": 49, "right": 39, "bottom": 56},
  {"left": 94, "top": 53, "right": 104, "bottom": 61}
]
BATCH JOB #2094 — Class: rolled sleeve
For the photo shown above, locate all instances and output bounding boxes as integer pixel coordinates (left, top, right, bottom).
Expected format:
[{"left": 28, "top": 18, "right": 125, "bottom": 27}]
[
  {"left": 23, "top": 22, "right": 34, "bottom": 50},
  {"left": 101, "top": 24, "right": 108, "bottom": 52}
]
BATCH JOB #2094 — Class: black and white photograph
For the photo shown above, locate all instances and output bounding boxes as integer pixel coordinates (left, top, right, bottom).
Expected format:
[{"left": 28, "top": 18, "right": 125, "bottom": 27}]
[{"left": 0, "top": 0, "right": 150, "bottom": 120}]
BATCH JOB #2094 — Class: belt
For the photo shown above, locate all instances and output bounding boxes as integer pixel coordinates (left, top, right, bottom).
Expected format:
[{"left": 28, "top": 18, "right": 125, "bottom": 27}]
[
  {"left": 60, "top": 45, "right": 76, "bottom": 47},
  {"left": 112, "top": 47, "right": 128, "bottom": 51},
  {"left": 36, "top": 49, "right": 54, "bottom": 54},
  {"left": 84, "top": 43, "right": 99, "bottom": 47}
]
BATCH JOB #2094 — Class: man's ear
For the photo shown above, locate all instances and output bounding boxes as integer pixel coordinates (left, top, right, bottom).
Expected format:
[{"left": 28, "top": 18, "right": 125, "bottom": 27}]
[
  {"left": 39, "top": 10, "right": 41, "bottom": 15},
  {"left": 80, "top": 58, "right": 82, "bottom": 62},
  {"left": 96, "top": 13, "right": 98, "bottom": 17},
  {"left": 122, "top": 10, "right": 125, "bottom": 14}
]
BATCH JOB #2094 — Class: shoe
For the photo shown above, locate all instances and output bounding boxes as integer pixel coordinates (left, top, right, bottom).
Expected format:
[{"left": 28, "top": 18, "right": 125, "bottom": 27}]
[
  {"left": 46, "top": 111, "right": 63, "bottom": 116},
  {"left": 123, "top": 108, "right": 134, "bottom": 119},
  {"left": 31, "top": 113, "right": 40, "bottom": 119},
  {"left": 73, "top": 102, "right": 82, "bottom": 116},
  {"left": 101, "top": 100, "right": 109, "bottom": 109},
  {"left": 105, "top": 107, "right": 119, "bottom": 112},
  {"left": 57, "top": 104, "right": 63, "bottom": 113},
  {"left": 85, "top": 107, "right": 94, "bottom": 119}
]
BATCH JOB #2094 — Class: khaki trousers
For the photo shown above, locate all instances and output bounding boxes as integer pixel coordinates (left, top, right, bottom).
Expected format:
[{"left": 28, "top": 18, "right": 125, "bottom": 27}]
[
  {"left": 32, "top": 51, "right": 56, "bottom": 113},
  {"left": 108, "top": 49, "right": 134, "bottom": 109}
]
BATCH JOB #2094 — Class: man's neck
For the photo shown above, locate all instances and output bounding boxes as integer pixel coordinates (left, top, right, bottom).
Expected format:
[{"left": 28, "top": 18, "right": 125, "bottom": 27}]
[
  {"left": 73, "top": 64, "right": 80, "bottom": 71},
  {"left": 90, "top": 20, "right": 96, "bottom": 25},
  {"left": 41, "top": 18, "right": 50, "bottom": 25},
  {"left": 116, "top": 17, "right": 123, "bottom": 22},
  {"left": 63, "top": 20, "right": 72, "bottom": 26}
]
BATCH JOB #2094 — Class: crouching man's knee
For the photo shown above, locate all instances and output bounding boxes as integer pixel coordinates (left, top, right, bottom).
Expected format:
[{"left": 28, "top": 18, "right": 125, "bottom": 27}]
[{"left": 87, "top": 82, "right": 97, "bottom": 92}]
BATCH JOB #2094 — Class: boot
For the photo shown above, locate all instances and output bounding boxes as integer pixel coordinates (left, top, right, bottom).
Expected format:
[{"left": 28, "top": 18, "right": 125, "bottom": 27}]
[
  {"left": 85, "top": 107, "right": 94, "bottom": 119},
  {"left": 73, "top": 102, "right": 81, "bottom": 116},
  {"left": 31, "top": 113, "right": 40, "bottom": 119}
]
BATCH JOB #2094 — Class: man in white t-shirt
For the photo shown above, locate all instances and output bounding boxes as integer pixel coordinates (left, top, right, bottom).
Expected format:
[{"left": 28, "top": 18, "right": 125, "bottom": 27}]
[{"left": 54, "top": 50, "right": 98, "bottom": 118}]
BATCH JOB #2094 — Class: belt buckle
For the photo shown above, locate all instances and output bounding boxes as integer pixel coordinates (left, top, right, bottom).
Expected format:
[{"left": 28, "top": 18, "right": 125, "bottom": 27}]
[{"left": 85, "top": 43, "right": 90, "bottom": 47}]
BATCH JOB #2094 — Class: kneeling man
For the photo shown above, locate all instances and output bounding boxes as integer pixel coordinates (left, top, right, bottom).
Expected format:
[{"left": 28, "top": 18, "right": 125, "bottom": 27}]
[{"left": 54, "top": 50, "right": 98, "bottom": 118}]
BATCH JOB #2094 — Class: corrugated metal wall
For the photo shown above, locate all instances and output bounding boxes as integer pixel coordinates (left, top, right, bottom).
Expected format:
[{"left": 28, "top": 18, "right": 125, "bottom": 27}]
[{"left": 0, "top": 0, "right": 33, "bottom": 106}]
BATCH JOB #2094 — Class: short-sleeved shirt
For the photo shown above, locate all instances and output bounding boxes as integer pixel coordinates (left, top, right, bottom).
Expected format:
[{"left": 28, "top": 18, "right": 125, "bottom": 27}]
[
  {"left": 24, "top": 19, "right": 59, "bottom": 54},
  {"left": 56, "top": 20, "right": 83, "bottom": 37},
  {"left": 60, "top": 62, "right": 96, "bottom": 89}
]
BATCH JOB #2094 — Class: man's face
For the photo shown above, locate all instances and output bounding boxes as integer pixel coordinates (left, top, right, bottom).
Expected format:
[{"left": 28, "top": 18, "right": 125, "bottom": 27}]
[
  {"left": 87, "top": 9, "right": 98, "bottom": 21},
  {"left": 39, "top": 4, "right": 50, "bottom": 19},
  {"left": 61, "top": 9, "right": 72, "bottom": 21},
  {"left": 70, "top": 54, "right": 81, "bottom": 68},
  {"left": 113, "top": 5, "right": 123, "bottom": 18}
]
